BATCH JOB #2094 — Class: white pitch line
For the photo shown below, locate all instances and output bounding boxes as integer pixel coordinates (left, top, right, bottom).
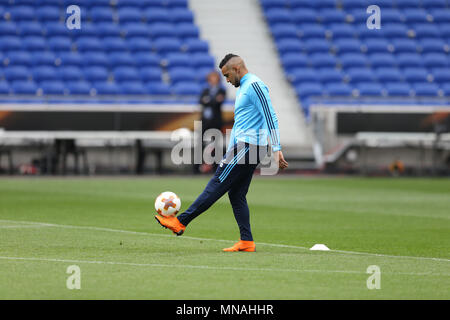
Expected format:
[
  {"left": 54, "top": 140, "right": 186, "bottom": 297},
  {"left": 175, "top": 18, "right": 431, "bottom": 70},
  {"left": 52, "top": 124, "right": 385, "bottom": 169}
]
[
  {"left": 1, "top": 219, "right": 449, "bottom": 263},
  {"left": 0, "top": 256, "right": 446, "bottom": 277}
]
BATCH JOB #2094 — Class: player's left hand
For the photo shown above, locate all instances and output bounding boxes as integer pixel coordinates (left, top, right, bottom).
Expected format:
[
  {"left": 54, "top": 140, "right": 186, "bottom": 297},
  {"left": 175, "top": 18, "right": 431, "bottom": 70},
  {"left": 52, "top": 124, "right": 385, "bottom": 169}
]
[{"left": 275, "top": 151, "right": 289, "bottom": 170}]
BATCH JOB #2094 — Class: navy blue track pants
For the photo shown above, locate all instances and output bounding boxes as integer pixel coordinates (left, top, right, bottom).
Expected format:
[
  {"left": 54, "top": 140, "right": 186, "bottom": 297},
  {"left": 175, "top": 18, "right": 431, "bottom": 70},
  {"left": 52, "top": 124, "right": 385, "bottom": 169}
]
[{"left": 177, "top": 142, "right": 268, "bottom": 241}]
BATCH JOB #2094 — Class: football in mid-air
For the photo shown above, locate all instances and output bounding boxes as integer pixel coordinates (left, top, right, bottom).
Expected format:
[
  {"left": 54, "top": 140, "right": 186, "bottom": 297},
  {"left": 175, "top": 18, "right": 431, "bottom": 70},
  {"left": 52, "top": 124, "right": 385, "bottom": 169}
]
[{"left": 155, "top": 191, "right": 181, "bottom": 217}]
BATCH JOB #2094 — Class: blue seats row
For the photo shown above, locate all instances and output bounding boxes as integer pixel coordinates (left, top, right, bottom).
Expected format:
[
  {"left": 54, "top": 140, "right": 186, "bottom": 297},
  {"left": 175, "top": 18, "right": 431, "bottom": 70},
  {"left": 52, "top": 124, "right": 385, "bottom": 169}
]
[
  {"left": 261, "top": 0, "right": 448, "bottom": 10},
  {"left": 295, "top": 82, "right": 450, "bottom": 98},
  {"left": 276, "top": 38, "right": 449, "bottom": 54},
  {"left": 0, "top": 80, "right": 203, "bottom": 96},
  {"left": 280, "top": 52, "right": 449, "bottom": 69},
  {"left": 0, "top": 0, "right": 188, "bottom": 9}
]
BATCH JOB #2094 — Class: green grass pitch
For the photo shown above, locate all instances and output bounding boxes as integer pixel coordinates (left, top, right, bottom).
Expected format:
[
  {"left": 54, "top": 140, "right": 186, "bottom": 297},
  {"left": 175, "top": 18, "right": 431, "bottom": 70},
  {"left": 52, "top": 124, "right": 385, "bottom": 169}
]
[{"left": 0, "top": 176, "right": 449, "bottom": 299}]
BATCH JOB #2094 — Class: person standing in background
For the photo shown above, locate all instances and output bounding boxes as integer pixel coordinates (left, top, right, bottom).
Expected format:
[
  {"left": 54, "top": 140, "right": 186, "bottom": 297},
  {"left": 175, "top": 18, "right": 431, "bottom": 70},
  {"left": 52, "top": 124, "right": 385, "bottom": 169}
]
[{"left": 195, "top": 71, "right": 227, "bottom": 174}]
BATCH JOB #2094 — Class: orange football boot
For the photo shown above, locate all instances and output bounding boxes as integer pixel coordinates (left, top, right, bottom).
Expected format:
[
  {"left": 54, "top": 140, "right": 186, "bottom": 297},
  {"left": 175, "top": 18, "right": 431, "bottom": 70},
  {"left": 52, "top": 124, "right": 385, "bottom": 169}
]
[
  {"left": 222, "top": 240, "right": 256, "bottom": 252},
  {"left": 154, "top": 215, "right": 186, "bottom": 236}
]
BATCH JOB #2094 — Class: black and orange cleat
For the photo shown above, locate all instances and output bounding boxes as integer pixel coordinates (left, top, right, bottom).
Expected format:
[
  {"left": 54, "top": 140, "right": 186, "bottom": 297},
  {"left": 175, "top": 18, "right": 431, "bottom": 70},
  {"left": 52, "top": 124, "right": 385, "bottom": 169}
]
[
  {"left": 154, "top": 214, "right": 186, "bottom": 236},
  {"left": 222, "top": 240, "right": 256, "bottom": 252}
]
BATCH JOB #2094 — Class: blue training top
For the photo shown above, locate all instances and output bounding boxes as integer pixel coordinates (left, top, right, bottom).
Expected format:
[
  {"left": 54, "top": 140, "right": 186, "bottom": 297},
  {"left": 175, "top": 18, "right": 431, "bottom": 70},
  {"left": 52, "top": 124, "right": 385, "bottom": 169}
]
[{"left": 227, "top": 73, "right": 282, "bottom": 152}]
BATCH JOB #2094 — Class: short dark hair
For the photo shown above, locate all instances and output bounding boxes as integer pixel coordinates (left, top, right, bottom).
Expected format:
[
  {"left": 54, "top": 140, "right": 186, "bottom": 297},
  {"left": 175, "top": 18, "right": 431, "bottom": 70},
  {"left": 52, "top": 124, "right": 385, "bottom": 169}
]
[{"left": 219, "top": 53, "right": 239, "bottom": 69}]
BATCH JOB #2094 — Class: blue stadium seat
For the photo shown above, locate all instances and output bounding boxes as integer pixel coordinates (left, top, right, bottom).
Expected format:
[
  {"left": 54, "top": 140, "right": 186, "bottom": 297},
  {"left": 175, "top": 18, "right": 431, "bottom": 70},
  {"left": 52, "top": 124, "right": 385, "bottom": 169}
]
[
  {"left": 0, "top": 81, "right": 10, "bottom": 94},
  {"left": 6, "top": 51, "right": 32, "bottom": 66},
  {"left": 403, "top": 68, "right": 429, "bottom": 83},
  {"left": 58, "top": 52, "right": 84, "bottom": 67},
  {"left": 369, "top": 53, "right": 396, "bottom": 68},
  {"left": 66, "top": 81, "right": 92, "bottom": 95},
  {"left": 396, "top": 0, "right": 420, "bottom": 9},
  {"left": 139, "top": 67, "right": 163, "bottom": 82},
  {"left": 146, "top": 82, "right": 172, "bottom": 95},
  {"left": 414, "top": 24, "right": 441, "bottom": 39},
  {"left": 396, "top": 53, "right": 424, "bottom": 68},
  {"left": 44, "top": 22, "right": 70, "bottom": 37},
  {"left": 153, "top": 37, "right": 182, "bottom": 54},
  {"left": 103, "top": 37, "right": 128, "bottom": 52},
  {"left": 423, "top": 53, "right": 448, "bottom": 68},
  {"left": 184, "top": 39, "right": 209, "bottom": 53},
  {"left": 9, "top": 6, "right": 36, "bottom": 21},
  {"left": 90, "top": 7, "right": 114, "bottom": 22},
  {"left": 333, "top": 38, "right": 362, "bottom": 53},
  {"left": 271, "top": 24, "right": 298, "bottom": 39},
  {"left": 276, "top": 39, "right": 303, "bottom": 54},
  {"left": 329, "top": 24, "right": 356, "bottom": 39},
  {"left": 76, "top": 37, "right": 103, "bottom": 52},
  {"left": 441, "top": 84, "right": 450, "bottom": 97},
  {"left": 110, "top": 52, "right": 136, "bottom": 66},
  {"left": 311, "top": 0, "right": 337, "bottom": 9},
  {"left": 166, "top": 53, "right": 192, "bottom": 68},
  {"left": 375, "top": 68, "right": 403, "bottom": 82},
  {"left": 340, "top": 0, "right": 368, "bottom": 9},
  {"left": 116, "top": 0, "right": 146, "bottom": 8},
  {"left": 295, "top": 82, "right": 323, "bottom": 99},
  {"left": 117, "top": 7, "right": 143, "bottom": 23},
  {"left": 23, "top": 36, "right": 47, "bottom": 51},
  {"left": 0, "top": 22, "right": 17, "bottom": 36},
  {"left": 304, "top": 38, "right": 331, "bottom": 53},
  {"left": 169, "top": 67, "right": 197, "bottom": 84},
  {"left": 144, "top": 8, "right": 171, "bottom": 23},
  {"left": 419, "top": 39, "right": 448, "bottom": 53},
  {"left": 298, "top": 24, "right": 326, "bottom": 39},
  {"left": 133, "top": 53, "right": 161, "bottom": 67},
  {"left": 309, "top": 53, "right": 337, "bottom": 68},
  {"left": 32, "top": 66, "right": 58, "bottom": 81},
  {"left": 36, "top": 6, "right": 61, "bottom": 22},
  {"left": 265, "top": 8, "right": 293, "bottom": 25},
  {"left": 319, "top": 9, "right": 346, "bottom": 24},
  {"left": 172, "top": 82, "right": 202, "bottom": 95},
  {"left": 339, "top": 53, "right": 368, "bottom": 68},
  {"left": 127, "top": 37, "right": 153, "bottom": 52},
  {"left": 18, "top": 22, "right": 44, "bottom": 36},
  {"left": 381, "top": 24, "right": 409, "bottom": 38},
  {"left": 122, "top": 23, "right": 151, "bottom": 38},
  {"left": 31, "top": 52, "right": 57, "bottom": 66},
  {"left": 171, "top": 8, "right": 194, "bottom": 23},
  {"left": 0, "top": 36, "right": 22, "bottom": 51},
  {"left": 380, "top": 9, "right": 404, "bottom": 24},
  {"left": 82, "top": 52, "right": 109, "bottom": 67},
  {"left": 11, "top": 80, "right": 38, "bottom": 94},
  {"left": 113, "top": 67, "right": 140, "bottom": 82},
  {"left": 357, "top": 82, "right": 384, "bottom": 96},
  {"left": 96, "top": 23, "right": 122, "bottom": 38},
  {"left": 346, "top": 68, "right": 376, "bottom": 83},
  {"left": 413, "top": 82, "right": 440, "bottom": 96},
  {"left": 431, "top": 68, "right": 450, "bottom": 83},
  {"left": 149, "top": 23, "right": 177, "bottom": 38},
  {"left": 430, "top": 10, "right": 450, "bottom": 23},
  {"left": 94, "top": 82, "right": 120, "bottom": 95},
  {"left": 392, "top": 39, "right": 417, "bottom": 53},
  {"left": 385, "top": 82, "right": 412, "bottom": 97},
  {"left": 363, "top": 39, "right": 391, "bottom": 53},
  {"left": 59, "top": 66, "right": 84, "bottom": 81},
  {"left": 281, "top": 53, "right": 309, "bottom": 69},
  {"left": 83, "top": 66, "right": 109, "bottom": 82},
  {"left": 175, "top": 23, "right": 200, "bottom": 39},
  {"left": 403, "top": 9, "right": 429, "bottom": 24},
  {"left": 120, "top": 81, "right": 147, "bottom": 95},
  {"left": 317, "top": 68, "right": 344, "bottom": 83},
  {"left": 326, "top": 82, "right": 353, "bottom": 96},
  {"left": 167, "top": 0, "right": 188, "bottom": 9},
  {"left": 289, "top": 68, "right": 319, "bottom": 84},
  {"left": 40, "top": 80, "right": 66, "bottom": 95},
  {"left": 422, "top": 0, "right": 447, "bottom": 8},
  {"left": 48, "top": 37, "right": 72, "bottom": 52},
  {"left": 261, "top": 0, "right": 288, "bottom": 10},
  {"left": 291, "top": 8, "right": 317, "bottom": 24}
]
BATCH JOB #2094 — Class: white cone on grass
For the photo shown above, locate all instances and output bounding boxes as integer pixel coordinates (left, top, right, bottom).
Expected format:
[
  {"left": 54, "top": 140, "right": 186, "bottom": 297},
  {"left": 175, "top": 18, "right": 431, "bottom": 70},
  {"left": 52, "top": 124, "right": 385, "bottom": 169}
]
[{"left": 310, "top": 244, "right": 330, "bottom": 251}]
